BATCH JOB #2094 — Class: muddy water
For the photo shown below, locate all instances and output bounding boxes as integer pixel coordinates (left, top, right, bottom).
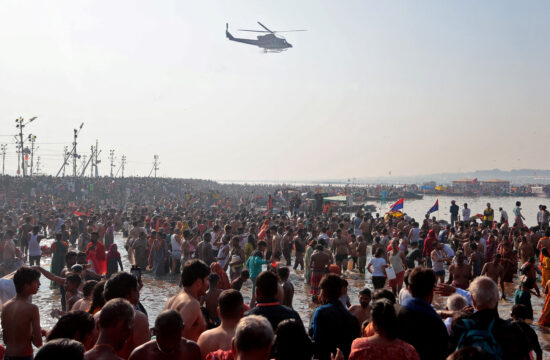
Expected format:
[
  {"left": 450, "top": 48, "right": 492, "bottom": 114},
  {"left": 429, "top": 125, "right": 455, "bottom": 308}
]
[{"left": 32, "top": 232, "right": 550, "bottom": 358}]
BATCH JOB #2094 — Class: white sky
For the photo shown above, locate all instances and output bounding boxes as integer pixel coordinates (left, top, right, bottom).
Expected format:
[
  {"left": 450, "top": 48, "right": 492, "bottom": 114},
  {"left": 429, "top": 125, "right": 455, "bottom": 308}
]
[{"left": 1, "top": 1, "right": 549, "bottom": 180}]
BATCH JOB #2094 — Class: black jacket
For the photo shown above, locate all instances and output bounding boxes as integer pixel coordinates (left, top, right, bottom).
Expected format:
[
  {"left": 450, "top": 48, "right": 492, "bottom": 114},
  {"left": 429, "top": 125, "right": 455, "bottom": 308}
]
[
  {"left": 397, "top": 299, "right": 449, "bottom": 360},
  {"left": 309, "top": 301, "right": 360, "bottom": 360},
  {"left": 245, "top": 299, "right": 303, "bottom": 331}
]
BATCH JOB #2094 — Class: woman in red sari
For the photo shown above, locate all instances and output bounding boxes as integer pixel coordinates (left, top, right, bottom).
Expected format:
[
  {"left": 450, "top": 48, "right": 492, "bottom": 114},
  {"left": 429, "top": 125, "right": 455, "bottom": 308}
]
[{"left": 86, "top": 231, "right": 106, "bottom": 275}]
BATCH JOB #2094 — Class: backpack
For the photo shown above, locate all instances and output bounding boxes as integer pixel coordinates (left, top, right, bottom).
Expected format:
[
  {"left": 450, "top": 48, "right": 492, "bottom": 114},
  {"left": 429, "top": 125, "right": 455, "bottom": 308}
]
[{"left": 456, "top": 318, "right": 503, "bottom": 359}]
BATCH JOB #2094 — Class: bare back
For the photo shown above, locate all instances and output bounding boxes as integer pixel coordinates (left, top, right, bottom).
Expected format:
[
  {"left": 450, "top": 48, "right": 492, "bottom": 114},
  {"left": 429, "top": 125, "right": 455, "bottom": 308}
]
[
  {"left": 349, "top": 304, "right": 370, "bottom": 325},
  {"left": 310, "top": 251, "right": 330, "bottom": 272},
  {"left": 129, "top": 338, "right": 201, "bottom": 360},
  {"left": 197, "top": 325, "right": 235, "bottom": 360},
  {"left": 1, "top": 298, "right": 42, "bottom": 357},
  {"left": 165, "top": 291, "right": 206, "bottom": 342}
]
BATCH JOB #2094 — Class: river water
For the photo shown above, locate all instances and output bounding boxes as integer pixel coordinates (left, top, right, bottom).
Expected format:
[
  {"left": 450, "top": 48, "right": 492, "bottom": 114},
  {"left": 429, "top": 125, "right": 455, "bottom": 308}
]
[{"left": 31, "top": 195, "right": 550, "bottom": 357}]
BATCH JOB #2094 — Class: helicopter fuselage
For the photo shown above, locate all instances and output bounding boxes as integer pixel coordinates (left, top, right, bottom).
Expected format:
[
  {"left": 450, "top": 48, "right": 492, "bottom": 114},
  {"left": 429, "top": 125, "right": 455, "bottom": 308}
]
[{"left": 226, "top": 30, "right": 292, "bottom": 50}]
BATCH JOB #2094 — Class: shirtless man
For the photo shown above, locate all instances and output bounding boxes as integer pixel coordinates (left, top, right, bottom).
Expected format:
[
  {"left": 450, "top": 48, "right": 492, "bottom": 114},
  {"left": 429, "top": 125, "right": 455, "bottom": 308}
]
[
  {"left": 19, "top": 217, "right": 34, "bottom": 258},
  {"left": 447, "top": 251, "right": 473, "bottom": 290},
  {"left": 310, "top": 244, "right": 331, "bottom": 297},
  {"left": 1, "top": 267, "right": 43, "bottom": 360},
  {"left": 481, "top": 253, "right": 506, "bottom": 299},
  {"left": 359, "top": 216, "right": 371, "bottom": 243},
  {"left": 281, "top": 228, "right": 293, "bottom": 266},
  {"left": 64, "top": 273, "right": 83, "bottom": 311},
  {"left": 349, "top": 234, "right": 358, "bottom": 270},
  {"left": 72, "top": 280, "right": 97, "bottom": 312},
  {"left": 271, "top": 226, "right": 282, "bottom": 262},
  {"left": 230, "top": 216, "right": 241, "bottom": 234},
  {"left": 165, "top": 259, "right": 210, "bottom": 341},
  {"left": 293, "top": 229, "right": 306, "bottom": 271},
  {"left": 1, "top": 230, "right": 20, "bottom": 275},
  {"left": 126, "top": 221, "right": 143, "bottom": 263},
  {"left": 332, "top": 229, "right": 350, "bottom": 271},
  {"left": 356, "top": 235, "right": 367, "bottom": 274},
  {"left": 178, "top": 230, "right": 192, "bottom": 265},
  {"left": 101, "top": 272, "right": 151, "bottom": 359},
  {"left": 348, "top": 288, "right": 371, "bottom": 326},
  {"left": 278, "top": 266, "right": 294, "bottom": 308},
  {"left": 201, "top": 273, "right": 222, "bottom": 324},
  {"left": 85, "top": 298, "right": 135, "bottom": 360},
  {"left": 520, "top": 237, "right": 535, "bottom": 264},
  {"left": 129, "top": 310, "right": 201, "bottom": 360},
  {"left": 197, "top": 290, "right": 244, "bottom": 359},
  {"left": 371, "top": 236, "right": 385, "bottom": 257},
  {"left": 34, "top": 266, "right": 82, "bottom": 312}
]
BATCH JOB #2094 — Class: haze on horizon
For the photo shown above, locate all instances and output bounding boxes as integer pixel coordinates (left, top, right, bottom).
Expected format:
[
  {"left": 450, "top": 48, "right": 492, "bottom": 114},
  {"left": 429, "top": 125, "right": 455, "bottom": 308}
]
[{"left": 1, "top": 1, "right": 548, "bottom": 181}]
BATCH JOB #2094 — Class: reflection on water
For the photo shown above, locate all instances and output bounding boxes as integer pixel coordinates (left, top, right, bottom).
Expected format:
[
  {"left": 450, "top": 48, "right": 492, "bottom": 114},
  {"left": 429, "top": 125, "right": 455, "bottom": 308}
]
[{"left": 32, "top": 220, "right": 550, "bottom": 358}]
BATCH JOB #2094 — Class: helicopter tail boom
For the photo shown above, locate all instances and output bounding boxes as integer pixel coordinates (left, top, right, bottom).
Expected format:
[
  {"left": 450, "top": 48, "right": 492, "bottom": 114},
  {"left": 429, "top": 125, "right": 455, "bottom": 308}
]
[{"left": 226, "top": 23, "right": 261, "bottom": 46}]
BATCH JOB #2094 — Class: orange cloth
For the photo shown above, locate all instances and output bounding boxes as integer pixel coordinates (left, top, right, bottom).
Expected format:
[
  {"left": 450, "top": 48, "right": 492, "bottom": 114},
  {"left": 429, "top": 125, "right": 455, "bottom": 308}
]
[
  {"left": 211, "top": 262, "right": 231, "bottom": 290},
  {"left": 539, "top": 280, "right": 550, "bottom": 327},
  {"left": 86, "top": 241, "right": 107, "bottom": 275},
  {"left": 258, "top": 220, "right": 270, "bottom": 240}
]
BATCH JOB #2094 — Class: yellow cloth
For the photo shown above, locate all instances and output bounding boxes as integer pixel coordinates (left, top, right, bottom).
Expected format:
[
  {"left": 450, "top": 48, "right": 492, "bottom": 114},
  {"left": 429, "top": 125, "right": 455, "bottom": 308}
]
[{"left": 539, "top": 280, "right": 550, "bottom": 327}]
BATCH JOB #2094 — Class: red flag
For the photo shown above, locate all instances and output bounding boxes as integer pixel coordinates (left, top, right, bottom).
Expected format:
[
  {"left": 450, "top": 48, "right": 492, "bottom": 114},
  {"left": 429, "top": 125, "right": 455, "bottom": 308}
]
[{"left": 389, "top": 198, "right": 404, "bottom": 211}]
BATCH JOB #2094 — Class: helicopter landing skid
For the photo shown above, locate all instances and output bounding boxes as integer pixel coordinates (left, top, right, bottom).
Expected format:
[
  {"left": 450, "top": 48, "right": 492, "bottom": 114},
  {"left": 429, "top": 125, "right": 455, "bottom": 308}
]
[{"left": 262, "top": 48, "right": 287, "bottom": 53}]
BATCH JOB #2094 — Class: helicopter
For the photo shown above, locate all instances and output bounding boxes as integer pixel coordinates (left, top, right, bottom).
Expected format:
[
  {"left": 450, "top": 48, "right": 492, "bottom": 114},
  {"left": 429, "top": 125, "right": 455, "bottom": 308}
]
[{"left": 226, "top": 22, "right": 306, "bottom": 52}]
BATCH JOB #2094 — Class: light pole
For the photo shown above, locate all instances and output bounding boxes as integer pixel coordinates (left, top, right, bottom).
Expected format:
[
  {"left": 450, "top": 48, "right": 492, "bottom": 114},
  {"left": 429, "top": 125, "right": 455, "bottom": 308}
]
[
  {"left": 149, "top": 155, "right": 159, "bottom": 177},
  {"left": 15, "top": 116, "right": 37, "bottom": 176},
  {"left": 72, "top": 126, "right": 82, "bottom": 177},
  {"left": 0, "top": 144, "right": 6, "bottom": 176},
  {"left": 28, "top": 134, "right": 37, "bottom": 176},
  {"left": 109, "top": 149, "right": 115, "bottom": 177},
  {"left": 121, "top": 155, "right": 126, "bottom": 178}
]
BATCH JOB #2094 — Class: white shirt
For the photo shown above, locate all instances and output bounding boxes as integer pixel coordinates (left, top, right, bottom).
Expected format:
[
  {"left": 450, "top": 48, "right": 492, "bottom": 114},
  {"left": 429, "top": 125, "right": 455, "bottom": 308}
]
[
  {"left": 443, "top": 244, "right": 455, "bottom": 258},
  {"left": 28, "top": 233, "right": 41, "bottom": 257},
  {"left": 318, "top": 233, "right": 331, "bottom": 248},
  {"left": 398, "top": 288, "right": 412, "bottom": 304},
  {"left": 410, "top": 228, "right": 421, "bottom": 243},
  {"left": 171, "top": 235, "right": 182, "bottom": 253},
  {"left": 462, "top": 208, "right": 471, "bottom": 221},
  {"left": 479, "top": 236, "right": 487, "bottom": 257},
  {"left": 432, "top": 250, "right": 446, "bottom": 272},
  {"left": 369, "top": 257, "right": 387, "bottom": 277},
  {"left": 500, "top": 210, "right": 508, "bottom": 221}
]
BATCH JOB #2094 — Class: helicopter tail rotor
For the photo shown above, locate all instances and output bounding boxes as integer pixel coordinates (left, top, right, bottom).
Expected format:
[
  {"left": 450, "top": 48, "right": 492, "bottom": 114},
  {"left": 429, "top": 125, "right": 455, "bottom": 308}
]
[{"left": 226, "top": 23, "right": 234, "bottom": 40}]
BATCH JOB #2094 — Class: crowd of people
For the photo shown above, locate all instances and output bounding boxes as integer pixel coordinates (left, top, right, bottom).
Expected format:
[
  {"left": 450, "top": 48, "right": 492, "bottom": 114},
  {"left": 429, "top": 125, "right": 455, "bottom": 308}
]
[{"left": 0, "top": 176, "right": 549, "bottom": 360}]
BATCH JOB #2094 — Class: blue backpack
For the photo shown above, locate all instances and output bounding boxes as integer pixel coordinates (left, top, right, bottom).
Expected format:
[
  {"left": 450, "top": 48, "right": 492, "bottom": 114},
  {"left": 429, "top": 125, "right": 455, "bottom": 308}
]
[{"left": 456, "top": 318, "right": 503, "bottom": 360}]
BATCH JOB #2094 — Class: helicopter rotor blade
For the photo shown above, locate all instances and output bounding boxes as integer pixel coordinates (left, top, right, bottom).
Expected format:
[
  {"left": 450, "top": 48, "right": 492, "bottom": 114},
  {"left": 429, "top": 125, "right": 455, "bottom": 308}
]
[
  {"left": 257, "top": 21, "right": 275, "bottom": 34},
  {"left": 237, "top": 29, "right": 270, "bottom": 33},
  {"left": 271, "top": 30, "right": 307, "bottom": 33}
]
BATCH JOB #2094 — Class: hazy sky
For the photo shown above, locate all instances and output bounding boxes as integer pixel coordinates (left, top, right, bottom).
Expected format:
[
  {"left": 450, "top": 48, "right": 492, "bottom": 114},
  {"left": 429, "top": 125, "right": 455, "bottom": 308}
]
[{"left": 1, "top": 1, "right": 549, "bottom": 180}]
